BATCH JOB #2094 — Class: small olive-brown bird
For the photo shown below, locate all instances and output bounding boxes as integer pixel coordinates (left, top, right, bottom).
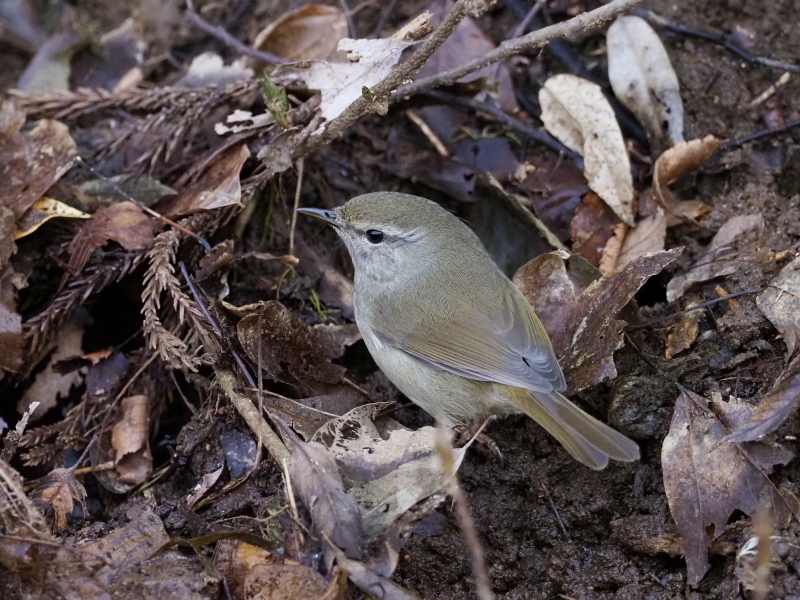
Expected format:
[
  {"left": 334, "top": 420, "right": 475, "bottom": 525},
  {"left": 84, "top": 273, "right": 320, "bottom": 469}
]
[{"left": 298, "top": 192, "right": 639, "bottom": 469}]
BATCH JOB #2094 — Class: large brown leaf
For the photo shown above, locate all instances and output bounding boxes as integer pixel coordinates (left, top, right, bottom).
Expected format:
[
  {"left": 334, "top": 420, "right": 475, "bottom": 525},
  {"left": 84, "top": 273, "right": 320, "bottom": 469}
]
[
  {"left": 514, "top": 248, "right": 680, "bottom": 392},
  {"left": 662, "top": 390, "right": 797, "bottom": 585}
]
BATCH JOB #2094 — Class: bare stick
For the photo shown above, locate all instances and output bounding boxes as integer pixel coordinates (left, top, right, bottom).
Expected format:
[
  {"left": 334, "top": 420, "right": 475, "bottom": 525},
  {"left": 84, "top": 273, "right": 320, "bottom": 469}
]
[
  {"left": 396, "top": 0, "right": 644, "bottom": 99},
  {"left": 184, "top": 0, "right": 287, "bottom": 65}
]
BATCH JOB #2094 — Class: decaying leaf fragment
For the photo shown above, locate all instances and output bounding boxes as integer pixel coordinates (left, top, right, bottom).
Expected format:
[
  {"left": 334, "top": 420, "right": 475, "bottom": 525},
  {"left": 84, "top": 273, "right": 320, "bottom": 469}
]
[
  {"left": 0, "top": 459, "right": 54, "bottom": 540},
  {"left": 30, "top": 465, "right": 88, "bottom": 530},
  {"left": 539, "top": 74, "right": 634, "bottom": 225},
  {"left": 607, "top": 16, "right": 683, "bottom": 152},
  {"left": 666, "top": 214, "right": 763, "bottom": 302},
  {"left": 289, "top": 439, "right": 364, "bottom": 569},
  {"left": 514, "top": 248, "right": 680, "bottom": 392},
  {"left": 757, "top": 255, "right": 800, "bottom": 357},
  {"left": 67, "top": 201, "right": 155, "bottom": 269},
  {"left": 157, "top": 144, "right": 250, "bottom": 217},
  {"left": 662, "top": 390, "right": 796, "bottom": 585},
  {"left": 315, "top": 403, "right": 464, "bottom": 540},
  {"left": 723, "top": 355, "right": 800, "bottom": 443},
  {"left": 234, "top": 300, "right": 360, "bottom": 387},
  {"left": 110, "top": 394, "right": 153, "bottom": 485}
]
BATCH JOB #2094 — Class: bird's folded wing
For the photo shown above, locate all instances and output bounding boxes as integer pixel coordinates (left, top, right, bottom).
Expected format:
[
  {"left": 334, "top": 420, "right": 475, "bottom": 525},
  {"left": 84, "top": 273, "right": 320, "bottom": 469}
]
[{"left": 372, "top": 287, "right": 566, "bottom": 393}]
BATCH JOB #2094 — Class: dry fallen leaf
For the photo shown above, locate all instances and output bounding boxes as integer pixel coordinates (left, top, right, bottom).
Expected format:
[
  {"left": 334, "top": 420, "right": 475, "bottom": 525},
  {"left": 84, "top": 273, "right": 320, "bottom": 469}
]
[
  {"left": 0, "top": 101, "right": 77, "bottom": 219},
  {"left": 757, "top": 255, "right": 800, "bottom": 357},
  {"left": 570, "top": 191, "right": 621, "bottom": 267},
  {"left": 607, "top": 15, "right": 683, "bottom": 153},
  {"left": 653, "top": 136, "right": 721, "bottom": 213},
  {"left": 252, "top": 5, "right": 347, "bottom": 63},
  {"left": 662, "top": 390, "right": 796, "bottom": 585},
  {"left": 665, "top": 301, "right": 702, "bottom": 359},
  {"left": 314, "top": 403, "right": 463, "bottom": 541},
  {"left": 514, "top": 248, "right": 680, "bottom": 392},
  {"left": 111, "top": 395, "right": 152, "bottom": 485},
  {"left": 30, "top": 466, "right": 87, "bottom": 530},
  {"left": 666, "top": 214, "right": 763, "bottom": 302},
  {"left": 157, "top": 144, "right": 250, "bottom": 218},
  {"left": 17, "top": 317, "right": 84, "bottom": 420},
  {"left": 274, "top": 19, "right": 430, "bottom": 122},
  {"left": 0, "top": 459, "right": 54, "bottom": 540},
  {"left": 174, "top": 52, "right": 253, "bottom": 88},
  {"left": 615, "top": 209, "right": 667, "bottom": 269},
  {"left": 598, "top": 221, "right": 628, "bottom": 275},
  {"left": 539, "top": 74, "right": 634, "bottom": 225},
  {"left": 14, "top": 197, "right": 90, "bottom": 239},
  {"left": 289, "top": 439, "right": 364, "bottom": 569},
  {"left": 722, "top": 355, "right": 800, "bottom": 443},
  {"left": 67, "top": 201, "right": 155, "bottom": 270},
  {"left": 235, "top": 300, "right": 360, "bottom": 388}
]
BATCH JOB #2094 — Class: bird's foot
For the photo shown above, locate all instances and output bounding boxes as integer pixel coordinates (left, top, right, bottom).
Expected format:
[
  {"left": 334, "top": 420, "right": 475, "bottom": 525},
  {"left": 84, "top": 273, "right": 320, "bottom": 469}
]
[{"left": 455, "top": 417, "right": 503, "bottom": 466}]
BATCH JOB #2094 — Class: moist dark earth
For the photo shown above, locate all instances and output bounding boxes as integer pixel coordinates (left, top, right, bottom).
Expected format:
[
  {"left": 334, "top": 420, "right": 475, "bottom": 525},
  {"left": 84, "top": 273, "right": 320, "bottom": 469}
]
[{"left": 2, "top": 0, "right": 800, "bottom": 598}]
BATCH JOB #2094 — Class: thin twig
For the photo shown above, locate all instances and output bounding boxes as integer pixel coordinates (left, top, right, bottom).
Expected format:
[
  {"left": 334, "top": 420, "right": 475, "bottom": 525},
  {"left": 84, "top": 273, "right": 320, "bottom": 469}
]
[
  {"left": 627, "top": 288, "right": 762, "bottom": 331},
  {"left": 339, "top": 0, "right": 356, "bottom": 38},
  {"left": 644, "top": 10, "right": 800, "bottom": 75},
  {"left": 372, "top": 0, "right": 399, "bottom": 37},
  {"left": 396, "top": 0, "right": 644, "bottom": 99},
  {"left": 421, "top": 90, "right": 582, "bottom": 163},
  {"left": 722, "top": 117, "right": 800, "bottom": 150},
  {"left": 288, "top": 158, "right": 305, "bottom": 259},
  {"left": 437, "top": 424, "right": 494, "bottom": 600},
  {"left": 184, "top": 0, "right": 287, "bottom": 65}
]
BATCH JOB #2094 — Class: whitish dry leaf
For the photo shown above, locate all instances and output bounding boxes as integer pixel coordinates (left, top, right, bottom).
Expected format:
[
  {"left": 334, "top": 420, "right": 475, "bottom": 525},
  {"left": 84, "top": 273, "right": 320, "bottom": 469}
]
[
  {"left": 157, "top": 144, "right": 250, "bottom": 217},
  {"left": 111, "top": 395, "right": 152, "bottom": 485},
  {"left": 614, "top": 209, "right": 667, "bottom": 271},
  {"left": 30, "top": 466, "right": 87, "bottom": 530},
  {"left": 253, "top": 5, "right": 347, "bottom": 63},
  {"left": 186, "top": 466, "right": 223, "bottom": 508},
  {"left": 514, "top": 249, "right": 680, "bottom": 392},
  {"left": 723, "top": 355, "right": 800, "bottom": 443},
  {"left": 607, "top": 16, "right": 683, "bottom": 152},
  {"left": 539, "top": 74, "right": 634, "bottom": 225},
  {"left": 274, "top": 35, "right": 416, "bottom": 122},
  {"left": 175, "top": 52, "right": 253, "bottom": 88},
  {"left": 15, "top": 197, "right": 90, "bottom": 239},
  {"left": 289, "top": 440, "right": 364, "bottom": 569},
  {"left": 314, "top": 404, "right": 463, "bottom": 541},
  {"left": 666, "top": 214, "right": 763, "bottom": 302},
  {"left": 662, "top": 390, "right": 796, "bottom": 585},
  {"left": 654, "top": 136, "right": 721, "bottom": 212},
  {"left": 757, "top": 256, "right": 800, "bottom": 357},
  {"left": 67, "top": 201, "right": 155, "bottom": 269},
  {"left": 17, "top": 317, "right": 84, "bottom": 420}
]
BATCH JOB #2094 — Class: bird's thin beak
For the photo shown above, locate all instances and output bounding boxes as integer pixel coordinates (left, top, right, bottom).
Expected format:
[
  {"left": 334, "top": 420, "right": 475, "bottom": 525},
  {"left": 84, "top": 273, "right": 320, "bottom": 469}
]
[{"left": 296, "top": 207, "right": 339, "bottom": 227}]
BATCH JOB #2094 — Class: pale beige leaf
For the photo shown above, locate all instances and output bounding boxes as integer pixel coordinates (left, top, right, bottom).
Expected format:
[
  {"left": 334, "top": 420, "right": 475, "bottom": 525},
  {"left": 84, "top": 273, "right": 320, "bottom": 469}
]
[
  {"left": 539, "top": 74, "right": 634, "bottom": 225},
  {"left": 607, "top": 16, "right": 683, "bottom": 152},
  {"left": 616, "top": 208, "right": 667, "bottom": 269},
  {"left": 757, "top": 256, "right": 800, "bottom": 356}
]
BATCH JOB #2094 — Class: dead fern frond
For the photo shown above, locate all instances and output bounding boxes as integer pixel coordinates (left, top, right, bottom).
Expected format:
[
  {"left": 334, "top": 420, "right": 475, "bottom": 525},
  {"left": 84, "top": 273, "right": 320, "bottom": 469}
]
[
  {"left": 20, "top": 444, "right": 62, "bottom": 467},
  {"left": 0, "top": 460, "right": 54, "bottom": 540},
  {"left": 23, "top": 249, "right": 147, "bottom": 365},
  {"left": 9, "top": 81, "right": 259, "bottom": 121}
]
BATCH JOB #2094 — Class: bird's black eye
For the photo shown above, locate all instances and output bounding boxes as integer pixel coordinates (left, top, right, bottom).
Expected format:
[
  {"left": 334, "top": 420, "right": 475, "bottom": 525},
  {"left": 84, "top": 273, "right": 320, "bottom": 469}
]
[{"left": 365, "top": 229, "right": 384, "bottom": 244}]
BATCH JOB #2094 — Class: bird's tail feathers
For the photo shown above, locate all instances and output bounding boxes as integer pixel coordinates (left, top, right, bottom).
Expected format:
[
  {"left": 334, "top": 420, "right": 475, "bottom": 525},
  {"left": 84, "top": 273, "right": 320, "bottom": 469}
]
[{"left": 513, "top": 389, "right": 640, "bottom": 470}]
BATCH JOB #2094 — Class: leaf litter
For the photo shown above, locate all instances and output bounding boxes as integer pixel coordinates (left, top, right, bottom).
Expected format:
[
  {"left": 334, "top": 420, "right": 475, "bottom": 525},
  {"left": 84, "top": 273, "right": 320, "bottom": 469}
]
[{"left": 2, "top": 0, "right": 800, "bottom": 597}]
